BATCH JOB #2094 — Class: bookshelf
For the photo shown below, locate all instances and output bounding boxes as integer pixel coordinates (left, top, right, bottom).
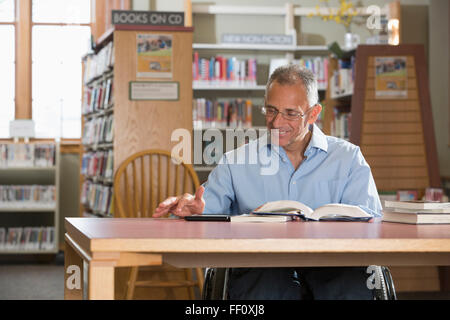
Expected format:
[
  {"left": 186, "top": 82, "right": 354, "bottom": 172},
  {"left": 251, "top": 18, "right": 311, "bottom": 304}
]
[
  {"left": 81, "top": 40, "right": 115, "bottom": 218},
  {"left": 0, "top": 142, "right": 60, "bottom": 254},
  {"left": 81, "top": 24, "right": 196, "bottom": 300},
  {"left": 322, "top": 51, "right": 356, "bottom": 141},
  {"left": 190, "top": 3, "right": 331, "bottom": 181},
  {"left": 80, "top": 25, "right": 195, "bottom": 218}
]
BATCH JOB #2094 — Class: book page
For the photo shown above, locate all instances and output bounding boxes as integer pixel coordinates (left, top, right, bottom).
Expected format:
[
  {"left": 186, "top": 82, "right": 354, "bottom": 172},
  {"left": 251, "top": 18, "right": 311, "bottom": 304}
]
[
  {"left": 310, "top": 203, "right": 371, "bottom": 221},
  {"left": 254, "top": 200, "right": 313, "bottom": 215}
]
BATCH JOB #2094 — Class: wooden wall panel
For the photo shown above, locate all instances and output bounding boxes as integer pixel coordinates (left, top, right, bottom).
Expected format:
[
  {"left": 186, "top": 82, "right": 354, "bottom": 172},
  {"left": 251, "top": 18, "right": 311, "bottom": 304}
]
[
  {"left": 364, "top": 100, "right": 419, "bottom": 112},
  {"left": 362, "top": 134, "right": 423, "bottom": 145},
  {"left": 113, "top": 29, "right": 193, "bottom": 173},
  {"left": 371, "top": 167, "right": 428, "bottom": 179},
  {"left": 363, "top": 111, "right": 421, "bottom": 122},
  {"left": 374, "top": 178, "right": 429, "bottom": 190},
  {"left": 351, "top": 45, "right": 440, "bottom": 191},
  {"left": 362, "top": 123, "right": 423, "bottom": 134},
  {"left": 361, "top": 145, "right": 425, "bottom": 156},
  {"left": 364, "top": 156, "right": 426, "bottom": 168}
]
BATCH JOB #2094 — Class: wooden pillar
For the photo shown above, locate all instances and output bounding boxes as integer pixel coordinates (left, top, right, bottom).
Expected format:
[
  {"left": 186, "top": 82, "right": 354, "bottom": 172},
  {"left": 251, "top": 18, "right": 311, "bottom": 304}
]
[{"left": 15, "top": 0, "right": 32, "bottom": 119}]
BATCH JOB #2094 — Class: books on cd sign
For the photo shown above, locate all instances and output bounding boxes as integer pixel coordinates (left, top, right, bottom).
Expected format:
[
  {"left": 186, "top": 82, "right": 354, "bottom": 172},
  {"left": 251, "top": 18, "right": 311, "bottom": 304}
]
[
  {"left": 384, "top": 200, "right": 450, "bottom": 210},
  {"left": 249, "top": 200, "right": 372, "bottom": 222}
]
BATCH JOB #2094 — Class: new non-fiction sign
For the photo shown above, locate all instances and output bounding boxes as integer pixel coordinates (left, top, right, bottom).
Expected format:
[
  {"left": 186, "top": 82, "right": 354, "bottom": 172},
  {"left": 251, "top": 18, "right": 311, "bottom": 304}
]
[
  {"left": 221, "top": 34, "right": 294, "bottom": 45},
  {"left": 112, "top": 10, "right": 184, "bottom": 26}
]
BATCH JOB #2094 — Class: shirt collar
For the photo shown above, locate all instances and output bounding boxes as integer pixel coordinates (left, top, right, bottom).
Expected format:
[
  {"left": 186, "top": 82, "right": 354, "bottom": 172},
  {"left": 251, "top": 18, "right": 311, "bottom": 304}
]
[{"left": 257, "top": 124, "right": 328, "bottom": 157}]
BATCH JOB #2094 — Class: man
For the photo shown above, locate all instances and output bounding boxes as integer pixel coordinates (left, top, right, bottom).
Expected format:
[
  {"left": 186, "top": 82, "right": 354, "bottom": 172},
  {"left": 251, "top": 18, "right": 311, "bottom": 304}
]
[{"left": 154, "top": 65, "right": 382, "bottom": 299}]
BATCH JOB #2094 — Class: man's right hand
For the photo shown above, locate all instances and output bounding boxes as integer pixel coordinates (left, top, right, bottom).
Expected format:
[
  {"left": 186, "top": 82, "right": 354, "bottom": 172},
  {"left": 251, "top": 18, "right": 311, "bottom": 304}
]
[{"left": 153, "top": 186, "right": 205, "bottom": 218}]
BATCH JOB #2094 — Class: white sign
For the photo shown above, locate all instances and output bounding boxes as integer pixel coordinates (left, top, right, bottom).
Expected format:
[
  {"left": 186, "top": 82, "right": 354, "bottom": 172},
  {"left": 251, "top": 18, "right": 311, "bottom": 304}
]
[
  {"left": 130, "top": 82, "right": 179, "bottom": 101},
  {"left": 9, "top": 120, "right": 35, "bottom": 139},
  {"left": 221, "top": 34, "right": 294, "bottom": 45}
]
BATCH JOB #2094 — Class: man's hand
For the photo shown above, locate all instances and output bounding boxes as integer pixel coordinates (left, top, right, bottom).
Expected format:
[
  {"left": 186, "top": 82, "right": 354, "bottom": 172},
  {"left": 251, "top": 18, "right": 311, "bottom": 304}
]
[{"left": 153, "top": 186, "right": 205, "bottom": 218}]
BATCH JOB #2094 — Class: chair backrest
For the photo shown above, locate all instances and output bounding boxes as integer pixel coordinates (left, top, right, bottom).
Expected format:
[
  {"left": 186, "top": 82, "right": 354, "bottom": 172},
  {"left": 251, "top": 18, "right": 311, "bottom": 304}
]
[{"left": 114, "top": 149, "right": 200, "bottom": 218}]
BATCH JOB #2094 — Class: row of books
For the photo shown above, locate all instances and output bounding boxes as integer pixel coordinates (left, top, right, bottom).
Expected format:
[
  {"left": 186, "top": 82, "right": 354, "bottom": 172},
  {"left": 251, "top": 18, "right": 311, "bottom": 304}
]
[
  {"left": 193, "top": 53, "right": 257, "bottom": 87},
  {"left": 0, "top": 185, "right": 56, "bottom": 209},
  {"left": 81, "top": 150, "right": 114, "bottom": 181},
  {"left": 82, "top": 114, "right": 114, "bottom": 147},
  {"left": 82, "top": 77, "right": 114, "bottom": 115},
  {"left": 0, "top": 227, "right": 55, "bottom": 251},
  {"left": 83, "top": 41, "right": 114, "bottom": 84},
  {"left": 0, "top": 144, "right": 56, "bottom": 168},
  {"left": 330, "top": 112, "right": 351, "bottom": 140},
  {"left": 80, "top": 181, "right": 113, "bottom": 217},
  {"left": 330, "top": 57, "right": 355, "bottom": 98},
  {"left": 382, "top": 200, "right": 450, "bottom": 224},
  {"left": 268, "top": 57, "right": 329, "bottom": 90},
  {"left": 193, "top": 98, "right": 254, "bottom": 129}
]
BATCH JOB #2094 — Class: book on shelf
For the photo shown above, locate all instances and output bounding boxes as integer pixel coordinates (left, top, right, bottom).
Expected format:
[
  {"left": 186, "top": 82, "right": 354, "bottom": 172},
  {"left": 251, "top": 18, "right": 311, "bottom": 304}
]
[
  {"left": 330, "top": 57, "right": 355, "bottom": 98},
  {"left": 0, "top": 226, "right": 55, "bottom": 252},
  {"left": 83, "top": 41, "right": 114, "bottom": 84},
  {"left": 82, "top": 114, "right": 114, "bottom": 147},
  {"left": 251, "top": 200, "right": 373, "bottom": 222},
  {"left": 193, "top": 98, "right": 254, "bottom": 129},
  {"left": 82, "top": 76, "right": 114, "bottom": 115},
  {"left": 80, "top": 181, "right": 113, "bottom": 216},
  {"left": 0, "top": 185, "right": 56, "bottom": 209},
  {"left": 81, "top": 149, "right": 114, "bottom": 180},
  {"left": 0, "top": 143, "right": 55, "bottom": 168},
  {"left": 192, "top": 52, "right": 257, "bottom": 87},
  {"left": 330, "top": 111, "right": 351, "bottom": 140},
  {"left": 269, "top": 57, "right": 329, "bottom": 90}
]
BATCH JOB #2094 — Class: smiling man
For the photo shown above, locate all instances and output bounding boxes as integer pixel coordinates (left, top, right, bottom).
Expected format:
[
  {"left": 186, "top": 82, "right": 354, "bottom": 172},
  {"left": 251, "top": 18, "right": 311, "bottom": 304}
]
[{"left": 154, "top": 65, "right": 382, "bottom": 299}]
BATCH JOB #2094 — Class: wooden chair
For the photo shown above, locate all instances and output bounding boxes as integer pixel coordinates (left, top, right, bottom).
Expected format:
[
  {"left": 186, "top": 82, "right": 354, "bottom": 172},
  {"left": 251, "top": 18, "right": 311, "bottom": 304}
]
[{"left": 114, "top": 149, "right": 204, "bottom": 300}]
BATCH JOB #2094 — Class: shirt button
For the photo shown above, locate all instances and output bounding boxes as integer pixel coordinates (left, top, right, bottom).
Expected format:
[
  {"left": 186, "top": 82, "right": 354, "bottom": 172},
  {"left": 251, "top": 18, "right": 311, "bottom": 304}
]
[{"left": 292, "top": 182, "right": 296, "bottom": 185}]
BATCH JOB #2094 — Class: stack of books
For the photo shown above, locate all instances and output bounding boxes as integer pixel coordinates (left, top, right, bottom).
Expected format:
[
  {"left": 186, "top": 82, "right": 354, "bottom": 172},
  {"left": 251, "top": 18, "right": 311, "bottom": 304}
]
[{"left": 382, "top": 200, "right": 450, "bottom": 224}]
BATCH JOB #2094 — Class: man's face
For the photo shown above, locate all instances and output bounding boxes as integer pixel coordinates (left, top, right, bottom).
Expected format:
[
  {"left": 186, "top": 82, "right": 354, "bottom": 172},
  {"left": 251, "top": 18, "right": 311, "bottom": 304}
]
[{"left": 265, "top": 81, "right": 320, "bottom": 149}]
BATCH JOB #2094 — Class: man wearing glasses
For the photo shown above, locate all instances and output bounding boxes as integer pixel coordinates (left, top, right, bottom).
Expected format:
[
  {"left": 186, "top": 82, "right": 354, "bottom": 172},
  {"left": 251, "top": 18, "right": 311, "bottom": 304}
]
[{"left": 155, "top": 64, "right": 382, "bottom": 299}]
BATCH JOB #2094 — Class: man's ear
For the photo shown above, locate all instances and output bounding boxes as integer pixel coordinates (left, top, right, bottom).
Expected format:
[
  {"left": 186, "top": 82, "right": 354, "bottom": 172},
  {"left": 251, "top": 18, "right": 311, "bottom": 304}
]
[{"left": 307, "top": 104, "right": 322, "bottom": 124}]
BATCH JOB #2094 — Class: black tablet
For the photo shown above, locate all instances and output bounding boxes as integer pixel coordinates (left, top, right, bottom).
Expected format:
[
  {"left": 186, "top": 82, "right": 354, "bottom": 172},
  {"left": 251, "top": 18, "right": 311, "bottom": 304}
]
[{"left": 184, "top": 215, "right": 230, "bottom": 222}]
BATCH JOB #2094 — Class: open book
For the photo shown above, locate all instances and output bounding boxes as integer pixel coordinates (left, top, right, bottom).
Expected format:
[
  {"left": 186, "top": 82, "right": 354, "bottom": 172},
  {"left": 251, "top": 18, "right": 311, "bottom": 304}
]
[{"left": 251, "top": 200, "right": 373, "bottom": 222}]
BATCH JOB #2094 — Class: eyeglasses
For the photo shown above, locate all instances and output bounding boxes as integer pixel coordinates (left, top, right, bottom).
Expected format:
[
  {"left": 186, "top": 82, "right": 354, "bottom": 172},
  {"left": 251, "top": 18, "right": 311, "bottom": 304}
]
[{"left": 261, "top": 105, "right": 312, "bottom": 121}]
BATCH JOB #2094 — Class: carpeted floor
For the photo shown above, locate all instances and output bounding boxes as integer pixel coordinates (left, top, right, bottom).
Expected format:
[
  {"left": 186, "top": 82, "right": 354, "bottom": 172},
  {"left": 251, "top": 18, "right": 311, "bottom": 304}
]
[
  {"left": 0, "top": 264, "right": 64, "bottom": 300},
  {"left": 0, "top": 259, "right": 449, "bottom": 300}
]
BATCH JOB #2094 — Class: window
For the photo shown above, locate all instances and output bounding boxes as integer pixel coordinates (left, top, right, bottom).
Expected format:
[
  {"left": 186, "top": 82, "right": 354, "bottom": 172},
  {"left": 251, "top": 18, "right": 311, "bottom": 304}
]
[
  {"left": 0, "top": 0, "right": 15, "bottom": 138},
  {"left": 0, "top": 0, "right": 14, "bottom": 22},
  {"left": 32, "top": 0, "right": 91, "bottom": 139}
]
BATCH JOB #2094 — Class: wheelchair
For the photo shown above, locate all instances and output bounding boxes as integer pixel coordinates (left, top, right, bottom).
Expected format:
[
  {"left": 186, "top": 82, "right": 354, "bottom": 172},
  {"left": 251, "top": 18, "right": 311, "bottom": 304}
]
[{"left": 202, "top": 266, "right": 396, "bottom": 300}]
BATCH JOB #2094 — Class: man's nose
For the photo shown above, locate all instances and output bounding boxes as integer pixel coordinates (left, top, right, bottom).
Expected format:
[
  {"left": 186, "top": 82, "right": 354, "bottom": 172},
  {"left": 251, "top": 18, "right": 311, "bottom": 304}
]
[{"left": 271, "top": 111, "right": 286, "bottom": 127}]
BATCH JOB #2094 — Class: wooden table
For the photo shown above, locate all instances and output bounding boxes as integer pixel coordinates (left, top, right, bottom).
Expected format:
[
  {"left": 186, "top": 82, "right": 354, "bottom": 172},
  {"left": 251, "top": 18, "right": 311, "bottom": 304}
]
[{"left": 64, "top": 218, "right": 450, "bottom": 300}]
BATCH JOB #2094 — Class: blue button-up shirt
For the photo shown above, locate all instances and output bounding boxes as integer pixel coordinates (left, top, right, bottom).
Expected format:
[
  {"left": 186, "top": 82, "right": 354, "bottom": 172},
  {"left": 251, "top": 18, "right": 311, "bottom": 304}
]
[{"left": 202, "top": 124, "right": 382, "bottom": 217}]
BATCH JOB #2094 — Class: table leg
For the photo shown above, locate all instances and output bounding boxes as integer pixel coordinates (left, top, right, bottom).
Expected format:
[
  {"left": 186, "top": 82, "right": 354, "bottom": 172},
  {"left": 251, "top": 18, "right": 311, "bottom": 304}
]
[
  {"left": 64, "top": 237, "right": 84, "bottom": 300},
  {"left": 88, "top": 260, "right": 115, "bottom": 300}
]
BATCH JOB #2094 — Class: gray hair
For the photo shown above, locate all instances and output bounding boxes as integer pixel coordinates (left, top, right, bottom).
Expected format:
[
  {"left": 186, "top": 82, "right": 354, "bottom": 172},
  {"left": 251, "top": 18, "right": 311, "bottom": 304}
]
[{"left": 265, "top": 64, "right": 319, "bottom": 108}]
